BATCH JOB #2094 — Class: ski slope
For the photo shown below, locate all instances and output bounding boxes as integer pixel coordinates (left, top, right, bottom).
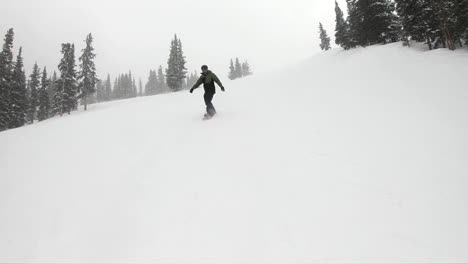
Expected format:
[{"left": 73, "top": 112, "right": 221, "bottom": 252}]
[{"left": 1, "top": 43, "right": 468, "bottom": 262}]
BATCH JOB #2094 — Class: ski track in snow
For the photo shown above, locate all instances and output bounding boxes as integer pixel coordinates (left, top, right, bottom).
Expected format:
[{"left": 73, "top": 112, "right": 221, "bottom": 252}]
[{"left": 1, "top": 43, "right": 468, "bottom": 262}]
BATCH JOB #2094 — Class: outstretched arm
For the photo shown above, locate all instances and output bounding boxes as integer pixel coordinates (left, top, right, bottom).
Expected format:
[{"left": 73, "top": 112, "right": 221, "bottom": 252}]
[
  {"left": 190, "top": 76, "right": 204, "bottom": 93},
  {"left": 212, "top": 73, "right": 225, "bottom": 91}
]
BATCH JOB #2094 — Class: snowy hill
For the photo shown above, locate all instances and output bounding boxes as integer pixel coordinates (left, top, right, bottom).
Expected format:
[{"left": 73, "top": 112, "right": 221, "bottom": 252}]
[{"left": 1, "top": 43, "right": 468, "bottom": 262}]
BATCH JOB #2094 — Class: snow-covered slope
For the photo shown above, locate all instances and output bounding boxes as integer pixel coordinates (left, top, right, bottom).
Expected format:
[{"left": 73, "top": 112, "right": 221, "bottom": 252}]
[{"left": 1, "top": 43, "right": 468, "bottom": 263}]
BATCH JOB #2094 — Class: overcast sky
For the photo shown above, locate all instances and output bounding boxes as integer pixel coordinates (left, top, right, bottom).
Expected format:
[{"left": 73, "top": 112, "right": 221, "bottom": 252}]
[{"left": 1, "top": 0, "right": 347, "bottom": 82}]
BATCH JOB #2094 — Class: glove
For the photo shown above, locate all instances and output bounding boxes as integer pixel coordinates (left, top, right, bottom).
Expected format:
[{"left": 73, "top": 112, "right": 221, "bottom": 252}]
[
  {"left": 221, "top": 86, "right": 225, "bottom": 92},
  {"left": 190, "top": 88, "right": 194, "bottom": 93}
]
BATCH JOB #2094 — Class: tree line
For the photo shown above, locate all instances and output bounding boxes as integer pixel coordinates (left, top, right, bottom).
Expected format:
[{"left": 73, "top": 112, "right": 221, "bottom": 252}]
[
  {"left": 228, "top": 58, "right": 252, "bottom": 80},
  {"left": 318, "top": 0, "right": 468, "bottom": 51},
  {"left": 0, "top": 32, "right": 195, "bottom": 132},
  {"left": 0, "top": 29, "right": 98, "bottom": 131}
]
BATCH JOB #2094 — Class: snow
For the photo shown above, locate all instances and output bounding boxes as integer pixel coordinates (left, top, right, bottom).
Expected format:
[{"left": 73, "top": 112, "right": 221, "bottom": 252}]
[{"left": 1, "top": 43, "right": 468, "bottom": 262}]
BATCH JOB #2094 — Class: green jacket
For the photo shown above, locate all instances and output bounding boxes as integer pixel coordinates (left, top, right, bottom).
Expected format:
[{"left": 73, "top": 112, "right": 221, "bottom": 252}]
[{"left": 192, "top": 71, "right": 223, "bottom": 94}]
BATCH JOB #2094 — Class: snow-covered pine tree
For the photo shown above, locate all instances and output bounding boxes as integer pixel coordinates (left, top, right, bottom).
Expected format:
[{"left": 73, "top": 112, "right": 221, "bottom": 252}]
[
  {"left": 37, "top": 67, "right": 50, "bottom": 121},
  {"left": 377, "top": 0, "right": 401, "bottom": 44},
  {"left": 28, "top": 62, "right": 41, "bottom": 123},
  {"left": 176, "top": 38, "right": 187, "bottom": 89},
  {"left": 126, "top": 73, "right": 131, "bottom": 97},
  {"left": 120, "top": 74, "right": 125, "bottom": 98},
  {"left": 346, "top": 0, "right": 400, "bottom": 47},
  {"left": 0, "top": 28, "right": 15, "bottom": 131},
  {"left": 78, "top": 33, "right": 98, "bottom": 110},
  {"left": 319, "top": 22, "right": 332, "bottom": 50},
  {"left": 241, "top": 60, "right": 252, "bottom": 76},
  {"left": 145, "top": 70, "right": 154, "bottom": 95},
  {"left": 157, "top": 65, "right": 166, "bottom": 93},
  {"left": 48, "top": 71, "right": 57, "bottom": 117},
  {"left": 68, "top": 44, "right": 78, "bottom": 112},
  {"left": 96, "top": 79, "right": 105, "bottom": 102},
  {"left": 9, "top": 47, "right": 27, "bottom": 128},
  {"left": 104, "top": 74, "right": 112, "bottom": 101},
  {"left": 114, "top": 73, "right": 132, "bottom": 99},
  {"left": 25, "top": 80, "right": 31, "bottom": 123},
  {"left": 166, "top": 35, "right": 187, "bottom": 91},
  {"left": 228, "top": 59, "right": 236, "bottom": 80},
  {"left": 56, "top": 43, "right": 77, "bottom": 115},
  {"left": 145, "top": 70, "right": 157, "bottom": 95},
  {"left": 120, "top": 74, "right": 126, "bottom": 98},
  {"left": 345, "top": 0, "right": 361, "bottom": 48},
  {"left": 234, "top": 58, "right": 242, "bottom": 79},
  {"left": 395, "top": 0, "right": 439, "bottom": 49},
  {"left": 335, "top": 1, "right": 351, "bottom": 49},
  {"left": 127, "top": 71, "right": 133, "bottom": 98},
  {"left": 53, "top": 59, "right": 65, "bottom": 115},
  {"left": 119, "top": 74, "right": 125, "bottom": 99},
  {"left": 431, "top": 0, "right": 458, "bottom": 50}
]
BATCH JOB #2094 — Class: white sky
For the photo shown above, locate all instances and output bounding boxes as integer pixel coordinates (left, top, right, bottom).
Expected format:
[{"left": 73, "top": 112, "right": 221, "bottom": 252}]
[{"left": 0, "top": 0, "right": 347, "bottom": 82}]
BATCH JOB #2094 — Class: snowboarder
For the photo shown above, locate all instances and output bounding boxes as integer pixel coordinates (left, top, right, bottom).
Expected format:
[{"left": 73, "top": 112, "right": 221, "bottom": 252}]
[{"left": 190, "top": 65, "right": 225, "bottom": 119}]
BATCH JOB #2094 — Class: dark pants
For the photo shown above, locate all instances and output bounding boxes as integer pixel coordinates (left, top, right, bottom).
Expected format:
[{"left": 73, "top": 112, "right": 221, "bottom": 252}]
[{"left": 204, "top": 93, "right": 216, "bottom": 116}]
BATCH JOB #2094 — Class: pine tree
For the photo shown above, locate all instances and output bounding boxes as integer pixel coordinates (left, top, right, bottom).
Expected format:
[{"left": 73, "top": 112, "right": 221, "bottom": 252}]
[
  {"left": 104, "top": 74, "right": 112, "bottom": 101},
  {"left": 28, "top": 62, "right": 41, "bottom": 123},
  {"left": 335, "top": 1, "right": 351, "bottom": 49},
  {"left": 157, "top": 66, "right": 166, "bottom": 93},
  {"left": 347, "top": 0, "right": 370, "bottom": 46},
  {"left": 9, "top": 47, "right": 27, "bottom": 128},
  {"left": 0, "top": 28, "right": 14, "bottom": 131},
  {"left": 67, "top": 44, "right": 77, "bottom": 111},
  {"left": 345, "top": 0, "right": 361, "bottom": 47},
  {"left": 48, "top": 71, "right": 57, "bottom": 116},
  {"left": 96, "top": 79, "right": 105, "bottom": 102},
  {"left": 346, "top": 0, "right": 400, "bottom": 47},
  {"left": 176, "top": 38, "right": 187, "bottom": 88},
  {"left": 127, "top": 71, "right": 133, "bottom": 98},
  {"left": 234, "top": 58, "right": 242, "bottom": 79},
  {"left": 25, "top": 80, "right": 31, "bottom": 123},
  {"left": 38, "top": 67, "right": 50, "bottom": 121},
  {"left": 370, "top": 0, "right": 401, "bottom": 44},
  {"left": 78, "top": 33, "right": 98, "bottom": 110},
  {"left": 55, "top": 43, "right": 77, "bottom": 115},
  {"left": 432, "top": 0, "right": 458, "bottom": 50},
  {"left": 241, "top": 61, "right": 252, "bottom": 76},
  {"left": 54, "top": 45, "right": 64, "bottom": 115},
  {"left": 145, "top": 70, "right": 157, "bottom": 95},
  {"left": 122, "top": 73, "right": 127, "bottom": 98},
  {"left": 395, "top": 0, "right": 438, "bottom": 49},
  {"left": 319, "top": 22, "right": 332, "bottom": 50},
  {"left": 228, "top": 59, "right": 236, "bottom": 80},
  {"left": 166, "top": 35, "right": 187, "bottom": 91}
]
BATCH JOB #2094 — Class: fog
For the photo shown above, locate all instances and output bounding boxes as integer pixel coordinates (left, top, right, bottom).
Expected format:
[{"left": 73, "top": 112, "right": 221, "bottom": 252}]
[{"left": 1, "top": 0, "right": 347, "bottom": 81}]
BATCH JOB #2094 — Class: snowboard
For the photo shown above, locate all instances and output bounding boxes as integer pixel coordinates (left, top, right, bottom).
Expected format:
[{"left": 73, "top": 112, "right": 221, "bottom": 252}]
[{"left": 202, "top": 114, "right": 215, "bottom": 121}]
